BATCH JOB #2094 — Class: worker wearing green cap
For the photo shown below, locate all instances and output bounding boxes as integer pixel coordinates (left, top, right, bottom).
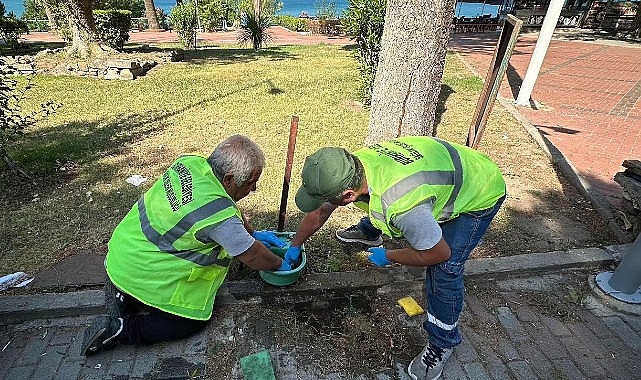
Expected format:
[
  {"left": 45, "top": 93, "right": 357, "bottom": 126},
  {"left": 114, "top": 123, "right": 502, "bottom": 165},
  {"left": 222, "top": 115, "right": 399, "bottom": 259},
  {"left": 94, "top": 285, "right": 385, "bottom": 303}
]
[{"left": 283, "top": 136, "right": 506, "bottom": 380}]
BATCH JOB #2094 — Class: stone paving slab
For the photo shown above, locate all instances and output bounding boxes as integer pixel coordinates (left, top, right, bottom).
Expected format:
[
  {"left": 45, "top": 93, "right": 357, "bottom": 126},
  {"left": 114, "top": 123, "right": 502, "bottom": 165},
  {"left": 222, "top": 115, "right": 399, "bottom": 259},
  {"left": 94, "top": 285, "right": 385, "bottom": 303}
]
[
  {"left": 2, "top": 269, "right": 639, "bottom": 379},
  {"left": 2, "top": 243, "right": 640, "bottom": 379}
]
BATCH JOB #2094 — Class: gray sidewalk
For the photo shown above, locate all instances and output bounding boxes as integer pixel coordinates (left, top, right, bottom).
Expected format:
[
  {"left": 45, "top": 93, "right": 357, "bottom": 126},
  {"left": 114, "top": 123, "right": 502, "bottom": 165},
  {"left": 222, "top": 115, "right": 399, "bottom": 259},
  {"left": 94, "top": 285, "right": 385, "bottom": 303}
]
[{"left": 1, "top": 244, "right": 640, "bottom": 379}]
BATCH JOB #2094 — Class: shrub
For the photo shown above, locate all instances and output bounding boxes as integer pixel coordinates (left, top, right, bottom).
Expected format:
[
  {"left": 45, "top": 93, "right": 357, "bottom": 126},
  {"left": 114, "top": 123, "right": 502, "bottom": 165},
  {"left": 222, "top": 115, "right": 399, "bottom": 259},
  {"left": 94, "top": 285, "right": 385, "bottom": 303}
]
[
  {"left": 94, "top": 9, "right": 132, "bottom": 50},
  {"left": 342, "top": 0, "right": 386, "bottom": 105},
  {"left": 170, "top": 1, "right": 198, "bottom": 49},
  {"left": 314, "top": 0, "right": 337, "bottom": 20},
  {"left": 274, "top": 15, "right": 308, "bottom": 32},
  {"left": 0, "top": 63, "right": 59, "bottom": 180},
  {"left": 97, "top": 0, "right": 145, "bottom": 18},
  {"left": 237, "top": 2, "right": 274, "bottom": 49},
  {"left": 199, "top": 0, "right": 224, "bottom": 32},
  {"left": 0, "top": 11, "right": 29, "bottom": 50}
]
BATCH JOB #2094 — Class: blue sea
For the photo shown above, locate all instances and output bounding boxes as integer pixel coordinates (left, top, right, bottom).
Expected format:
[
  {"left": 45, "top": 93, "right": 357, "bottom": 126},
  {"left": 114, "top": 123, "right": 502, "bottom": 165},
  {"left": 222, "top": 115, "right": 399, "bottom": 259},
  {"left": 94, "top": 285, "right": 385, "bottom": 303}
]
[{"left": 3, "top": 0, "right": 499, "bottom": 19}]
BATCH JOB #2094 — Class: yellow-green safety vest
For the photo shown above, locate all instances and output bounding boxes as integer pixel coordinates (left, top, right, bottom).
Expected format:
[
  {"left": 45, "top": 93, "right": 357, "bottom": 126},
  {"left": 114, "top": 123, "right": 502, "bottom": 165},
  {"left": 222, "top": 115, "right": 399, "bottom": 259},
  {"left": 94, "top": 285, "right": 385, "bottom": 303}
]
[
  {"left": 353, "top": 136, "right": 505, "bottom": 238},
  {"left": 106, "top": 154, "right": 241, "bottom": 320}
]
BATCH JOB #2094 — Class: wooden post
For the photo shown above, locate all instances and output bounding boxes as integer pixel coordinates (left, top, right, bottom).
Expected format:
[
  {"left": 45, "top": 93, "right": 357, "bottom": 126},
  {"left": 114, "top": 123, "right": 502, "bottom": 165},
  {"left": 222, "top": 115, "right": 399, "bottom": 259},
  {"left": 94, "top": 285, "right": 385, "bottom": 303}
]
[{"left": 277, "top": 115, "right": 299, "bottom": 232}]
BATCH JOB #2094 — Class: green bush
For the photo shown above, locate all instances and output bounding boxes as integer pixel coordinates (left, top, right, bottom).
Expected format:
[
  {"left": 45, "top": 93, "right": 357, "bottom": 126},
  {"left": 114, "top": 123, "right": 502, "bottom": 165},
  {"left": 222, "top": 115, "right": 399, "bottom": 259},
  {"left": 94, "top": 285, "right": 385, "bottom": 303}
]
[
  {"left": 238, "top": 8, "right": 272, "bottom": 49},
  {"left": 0, "top": 12, "right": 29, "bottom": 50},
  {"left": 94, "top": 9, "right": 132, "bottom": 50},
  {"left": 0, "top": 63, "right": 59, "bottom": 180},
  {"left": 198, "top": 0, "right": 224, "bottom": 32},
  {"left": 314, "top": 0, "right": 338, "bottom": 20},
  {"left": 342, "top": 0, "right": 386, "bottom": 105},
  {"left": 170, "top": 1, "right": 198, "bottom": 49},
  {"left": 274, "top": 15, "right": 309, "bottom": 32},
  {"left": 97, "top": 0, "right": 145, "bottom": 18},
  {"left": 22, "top": 0, "right": 47, "bottom": 23},
  {"left": 238, "top": 0, "right": 279, "bottom": 49}
]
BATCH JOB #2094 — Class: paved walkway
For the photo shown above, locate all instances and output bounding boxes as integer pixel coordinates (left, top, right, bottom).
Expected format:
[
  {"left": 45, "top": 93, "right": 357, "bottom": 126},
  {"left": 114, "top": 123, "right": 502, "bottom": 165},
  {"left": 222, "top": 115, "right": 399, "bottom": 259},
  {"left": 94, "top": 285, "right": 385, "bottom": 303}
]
[
  {"left": 450, "top": 31, "right": 641, "bottom": 221},
  {"left": 1, "top": 247, "right": 640, "bottom": 379}
]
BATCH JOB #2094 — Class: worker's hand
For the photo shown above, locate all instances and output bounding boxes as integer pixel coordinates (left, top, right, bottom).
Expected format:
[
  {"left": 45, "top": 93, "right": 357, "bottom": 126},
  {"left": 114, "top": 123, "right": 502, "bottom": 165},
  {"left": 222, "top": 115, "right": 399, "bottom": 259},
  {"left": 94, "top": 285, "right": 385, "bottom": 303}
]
[
  {"left": 277, "top": 259, "right": 292, "bottom": 271},
  {"left": 252, "top": 230, "right": 287, "bottom": 248},
  {"left": 367, "top": 247, "right": 392, "bottom": 267},
  {"left": 284, "top": 246, "right": 302, "bottom": 265}
]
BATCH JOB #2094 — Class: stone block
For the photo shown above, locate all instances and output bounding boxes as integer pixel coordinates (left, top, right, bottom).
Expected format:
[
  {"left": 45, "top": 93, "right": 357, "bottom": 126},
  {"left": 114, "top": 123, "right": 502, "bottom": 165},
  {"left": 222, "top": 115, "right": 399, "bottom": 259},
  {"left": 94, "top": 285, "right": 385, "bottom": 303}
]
[
  {"left": 106, "top": 59, "right": 140, "bottom": 69},
  {"left": 104, "top": 68, "right": 120, "bottom": 80},
  {"left": 119, "top": 68, "right": 135, "bottom": 80}
]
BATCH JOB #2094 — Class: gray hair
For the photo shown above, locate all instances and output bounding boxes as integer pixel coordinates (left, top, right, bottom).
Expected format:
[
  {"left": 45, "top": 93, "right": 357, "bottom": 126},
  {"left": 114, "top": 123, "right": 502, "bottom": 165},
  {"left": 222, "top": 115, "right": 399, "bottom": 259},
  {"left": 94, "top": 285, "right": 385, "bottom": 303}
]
[{"left": 208, "top": 135, "right": 265, "bottom": 187}]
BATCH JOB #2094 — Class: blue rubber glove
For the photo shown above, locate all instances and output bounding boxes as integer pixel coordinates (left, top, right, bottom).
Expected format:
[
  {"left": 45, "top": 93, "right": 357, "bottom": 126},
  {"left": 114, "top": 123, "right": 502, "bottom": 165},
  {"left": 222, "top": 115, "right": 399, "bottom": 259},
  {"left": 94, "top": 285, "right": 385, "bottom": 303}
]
[
  {"left": 277, "top": 259, "right": 292, "bottom": 271},
  {"left": 284, "top": 246, "right": 302, "bottom": 265},
  {"left": 367, "top": 247, "right": 392, "bottom": 267},
  {"left": 252, "top": 230, "right": 287, "bottom": 248}
]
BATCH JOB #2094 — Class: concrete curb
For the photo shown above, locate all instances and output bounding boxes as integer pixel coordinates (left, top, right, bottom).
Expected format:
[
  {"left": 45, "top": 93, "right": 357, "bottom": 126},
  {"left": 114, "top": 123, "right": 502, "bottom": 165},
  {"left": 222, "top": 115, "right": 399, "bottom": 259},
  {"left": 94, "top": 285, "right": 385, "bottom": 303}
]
[{"left": 0, "top": 244, "right": 630, "bottom": 325}]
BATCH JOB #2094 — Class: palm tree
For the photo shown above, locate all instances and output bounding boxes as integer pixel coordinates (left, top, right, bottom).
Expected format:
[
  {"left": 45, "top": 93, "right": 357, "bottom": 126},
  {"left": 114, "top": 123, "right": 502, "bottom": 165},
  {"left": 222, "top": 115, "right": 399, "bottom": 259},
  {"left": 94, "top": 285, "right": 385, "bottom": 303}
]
[
  {"left": 144, "top": 0, "right": 161, "bottom": 30},
  {"left": 237, "top": 0, "right": 273, "bottom": 49}
]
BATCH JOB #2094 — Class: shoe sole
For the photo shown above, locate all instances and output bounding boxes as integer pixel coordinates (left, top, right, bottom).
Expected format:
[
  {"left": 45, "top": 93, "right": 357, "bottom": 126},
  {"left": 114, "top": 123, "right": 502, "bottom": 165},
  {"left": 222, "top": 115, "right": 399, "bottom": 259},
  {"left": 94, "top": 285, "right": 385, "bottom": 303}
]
[
  {"left": 335, "top": 232, "right": 383, "bottom": 247},
  {"left": 81, "top": 324, "right": 108, "bottom": 356}
]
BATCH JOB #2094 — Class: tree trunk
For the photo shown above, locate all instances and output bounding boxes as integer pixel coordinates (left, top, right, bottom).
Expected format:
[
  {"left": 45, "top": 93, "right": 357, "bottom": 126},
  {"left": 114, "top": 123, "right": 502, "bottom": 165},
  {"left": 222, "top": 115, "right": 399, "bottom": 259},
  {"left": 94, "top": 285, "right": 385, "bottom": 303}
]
[
  {"left": 65, "top": 0, "right": 103, "bottom": 57},
  {"left": 144, "top": 0, "right": 161, "bottom": 30},
  {"left": 631, "top": 3, "right": 641, "bottom": 37},
  {"left": 366, "top": 0, "right": 457, "bottom": 145},
  {"left": 38, "top": 0, "right": 59, "bottom": 31}
]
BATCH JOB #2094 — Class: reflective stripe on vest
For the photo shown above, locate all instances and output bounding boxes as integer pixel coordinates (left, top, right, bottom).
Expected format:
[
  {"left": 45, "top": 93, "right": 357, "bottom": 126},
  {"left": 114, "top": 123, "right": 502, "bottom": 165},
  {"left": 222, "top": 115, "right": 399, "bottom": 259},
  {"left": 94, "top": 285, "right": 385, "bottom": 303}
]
[
  {"left": 375, "top": 138, "right": 463, "bottom": 223},
  {"left": 137, "top": 197, "right": 232, "bottom": 267}
]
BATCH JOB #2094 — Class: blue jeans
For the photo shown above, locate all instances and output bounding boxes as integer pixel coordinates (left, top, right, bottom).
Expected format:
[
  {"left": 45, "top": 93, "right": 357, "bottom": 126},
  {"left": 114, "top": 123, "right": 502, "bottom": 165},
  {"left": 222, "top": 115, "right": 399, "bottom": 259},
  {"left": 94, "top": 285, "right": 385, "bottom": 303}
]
[
  {"left": 359, "top": 196, "right": 505, "bottom": 348},
  {"left": 424, "top": 195, "right": 505, "bottom": 349},
  {"left": 358, "top": 216, "right": 383, "bottom": 238}
]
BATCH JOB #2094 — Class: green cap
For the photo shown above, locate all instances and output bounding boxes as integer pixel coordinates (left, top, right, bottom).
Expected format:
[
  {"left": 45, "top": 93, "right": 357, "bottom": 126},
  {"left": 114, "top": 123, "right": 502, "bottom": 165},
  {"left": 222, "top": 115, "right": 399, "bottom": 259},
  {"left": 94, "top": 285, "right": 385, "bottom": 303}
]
[{"left": 295, "top": 147, "right": 355, "bottom": 212}]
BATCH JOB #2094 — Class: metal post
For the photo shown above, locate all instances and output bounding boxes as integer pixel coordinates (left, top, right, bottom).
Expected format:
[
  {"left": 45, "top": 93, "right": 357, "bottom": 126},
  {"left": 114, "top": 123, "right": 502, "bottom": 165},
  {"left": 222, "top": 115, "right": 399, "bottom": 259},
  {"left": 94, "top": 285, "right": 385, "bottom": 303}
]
[
  {"left": 515, "top": 0, "right": 564, "bottom": 106},
  {"left": 596, "top": 232, "right": 641, "bottom": 304},
  {"left": 277, "top": 115, "right": 299, "bottom": 232}
]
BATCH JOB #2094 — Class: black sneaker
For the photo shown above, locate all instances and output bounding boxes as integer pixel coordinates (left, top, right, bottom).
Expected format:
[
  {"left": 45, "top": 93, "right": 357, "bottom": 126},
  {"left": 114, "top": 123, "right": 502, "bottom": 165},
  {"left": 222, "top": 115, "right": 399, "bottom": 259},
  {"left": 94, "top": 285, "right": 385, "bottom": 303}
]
[
  {"left": 336, "top": 224, "right": 383, "bottom": 246},
  {"left": 407, "top": 342, "right": 453, "bottom": 380},
  {"left": 81, "top": 315, "right": 123, "bottom": 356}
]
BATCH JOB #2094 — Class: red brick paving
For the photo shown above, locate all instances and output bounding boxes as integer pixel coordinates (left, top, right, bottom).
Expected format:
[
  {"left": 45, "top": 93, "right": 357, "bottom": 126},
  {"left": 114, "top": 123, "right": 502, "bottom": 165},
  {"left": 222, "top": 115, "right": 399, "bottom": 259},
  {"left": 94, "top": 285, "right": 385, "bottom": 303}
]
[
  {"left": 450, "top": 33, "right": 641, "bottom": 210},
  {"left": 22, "top": 27, "right": 640, "bottom": 213}
]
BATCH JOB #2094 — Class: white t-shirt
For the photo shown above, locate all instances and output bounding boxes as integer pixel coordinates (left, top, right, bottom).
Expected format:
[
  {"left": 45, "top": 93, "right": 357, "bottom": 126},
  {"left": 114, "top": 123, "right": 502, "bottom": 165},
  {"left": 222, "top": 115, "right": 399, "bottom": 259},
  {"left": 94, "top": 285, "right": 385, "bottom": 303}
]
[{"left": 392, "top": 200, "right": 442, "bottom": 250}]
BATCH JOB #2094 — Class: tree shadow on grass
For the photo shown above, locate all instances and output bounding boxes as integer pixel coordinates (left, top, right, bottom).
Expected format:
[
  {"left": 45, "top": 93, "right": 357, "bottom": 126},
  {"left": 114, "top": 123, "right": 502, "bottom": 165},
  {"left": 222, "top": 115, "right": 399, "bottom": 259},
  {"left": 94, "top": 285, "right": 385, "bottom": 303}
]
[
  {"left": 0, "top": 74, "right": 287, "bottom": 206},
  {"left": 2, "top": 41, "right": 66, "bottom": 56},
  {"left": 434, "top": 84, "right": 455, "bottom": 136},
  {"left": 186, "top": 46, "right": 299, "bottom": 65}
]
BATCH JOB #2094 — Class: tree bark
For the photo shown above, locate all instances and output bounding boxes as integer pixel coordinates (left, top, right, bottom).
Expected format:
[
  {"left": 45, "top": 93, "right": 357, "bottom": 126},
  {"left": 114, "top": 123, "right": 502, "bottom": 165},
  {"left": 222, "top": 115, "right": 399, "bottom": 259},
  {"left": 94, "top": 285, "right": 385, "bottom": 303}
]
[
  {"left": 366, "top": 0, "right": 457, "bottom": 145},
  {"left": 65, "top": 0, "right": 103, "bottom": 57},
  {"left": 631, "top": 3, "right": 641, "bottom": 37},
  {"left": 144, "top": 0, "right": 161, "bottom": 30},
  {"left": 38, "top": 0, "right": 59, "bottom": 31}
]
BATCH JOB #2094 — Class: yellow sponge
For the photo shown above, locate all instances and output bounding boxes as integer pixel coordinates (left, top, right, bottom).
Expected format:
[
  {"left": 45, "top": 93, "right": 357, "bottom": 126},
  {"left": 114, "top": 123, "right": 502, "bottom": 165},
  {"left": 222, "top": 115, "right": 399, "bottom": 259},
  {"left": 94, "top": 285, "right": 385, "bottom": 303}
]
[{"left": 397, "top": 296, "right": 425, "bottom": 317}]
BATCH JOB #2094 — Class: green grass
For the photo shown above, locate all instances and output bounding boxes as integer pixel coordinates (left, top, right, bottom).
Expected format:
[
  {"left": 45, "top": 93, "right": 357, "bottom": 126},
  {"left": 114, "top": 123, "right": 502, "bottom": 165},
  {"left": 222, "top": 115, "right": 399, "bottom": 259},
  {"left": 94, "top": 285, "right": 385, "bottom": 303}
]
[{"left": 0, "top": 43, "right": 616, "bottom": 278}]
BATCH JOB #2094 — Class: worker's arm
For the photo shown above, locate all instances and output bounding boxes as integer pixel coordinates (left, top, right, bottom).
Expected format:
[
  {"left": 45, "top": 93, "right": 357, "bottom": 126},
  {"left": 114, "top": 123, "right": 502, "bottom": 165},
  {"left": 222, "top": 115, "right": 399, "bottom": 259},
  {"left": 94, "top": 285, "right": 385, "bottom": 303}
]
[
  {"left": 241, "top": 213, "right": 287, "bottom": 248},
  {"left": 236, "top": 241, "right": 285, "bottom": 271},
  {"left": 385, "top": 239, "right": 451, "bottom": 267},
  {"left": 208, "top": 216, "right": 287, "bottom": 271},
  {"left": 369, "top": 201, "right": 450, "bottom": 267},
  {"left": 289, "top": 202, "right": 338, "bottom": 247}
]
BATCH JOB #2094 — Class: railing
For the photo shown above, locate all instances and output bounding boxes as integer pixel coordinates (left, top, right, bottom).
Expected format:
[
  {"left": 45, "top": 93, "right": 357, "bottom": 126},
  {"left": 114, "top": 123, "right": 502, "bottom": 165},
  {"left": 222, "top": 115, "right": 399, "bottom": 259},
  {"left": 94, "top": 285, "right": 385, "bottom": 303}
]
[{"left": 451, "top": 16, "right": 500, "bottom": 33}]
